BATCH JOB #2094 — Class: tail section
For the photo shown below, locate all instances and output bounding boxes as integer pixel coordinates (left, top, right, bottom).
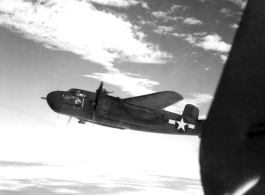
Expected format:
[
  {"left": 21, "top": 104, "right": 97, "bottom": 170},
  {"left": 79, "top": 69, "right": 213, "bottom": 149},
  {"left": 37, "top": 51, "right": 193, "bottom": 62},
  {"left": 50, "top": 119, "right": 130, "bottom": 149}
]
[
  {"left": 182, "top": 104, "right": 202, "bottom": 137},
  {"left": 182, "top": 104, "right": 199, "bottom": 120},
  {"left": 167, "top": 104, "right": 201, "bottom": 136}
]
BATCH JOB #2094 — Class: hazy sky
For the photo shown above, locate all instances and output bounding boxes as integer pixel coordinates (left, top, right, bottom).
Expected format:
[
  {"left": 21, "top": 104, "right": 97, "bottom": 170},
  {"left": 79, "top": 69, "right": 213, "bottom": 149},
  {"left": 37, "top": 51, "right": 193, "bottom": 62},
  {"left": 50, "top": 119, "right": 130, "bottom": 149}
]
[{"left": 0, "top": 0, "right": 245, "bottom": 194}]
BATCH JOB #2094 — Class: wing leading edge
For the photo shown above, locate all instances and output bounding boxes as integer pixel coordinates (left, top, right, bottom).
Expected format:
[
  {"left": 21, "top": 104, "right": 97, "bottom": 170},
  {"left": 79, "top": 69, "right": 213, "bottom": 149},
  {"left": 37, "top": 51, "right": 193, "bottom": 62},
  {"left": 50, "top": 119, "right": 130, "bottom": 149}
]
[{"left": 123, "top": 91, "right": 183, "bottom": 109}]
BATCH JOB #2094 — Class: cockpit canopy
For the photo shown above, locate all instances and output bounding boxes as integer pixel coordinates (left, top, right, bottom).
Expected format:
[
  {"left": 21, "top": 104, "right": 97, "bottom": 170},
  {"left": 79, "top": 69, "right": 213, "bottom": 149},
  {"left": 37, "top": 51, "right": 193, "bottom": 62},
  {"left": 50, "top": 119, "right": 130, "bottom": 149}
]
[
  {"left": 67, "top": 88, "right": 113, "bottom": 97},
  {"left": 67, "top": 88, "right": 75, "bottom": 93},
  {"left": 67, "top": 88, "right": 87, "bottom": 97}
]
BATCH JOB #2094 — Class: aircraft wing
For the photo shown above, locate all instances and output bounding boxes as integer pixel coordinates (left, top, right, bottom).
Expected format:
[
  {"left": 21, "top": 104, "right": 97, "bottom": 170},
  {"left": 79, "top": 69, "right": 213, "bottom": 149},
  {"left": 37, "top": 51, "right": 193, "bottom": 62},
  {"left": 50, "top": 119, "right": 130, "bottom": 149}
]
[
  {"left": 200, "top": 0, "right": 265, "bottom": 194},
  {"left": 123, "top": 91, "right": 183, "bottom": 109}
]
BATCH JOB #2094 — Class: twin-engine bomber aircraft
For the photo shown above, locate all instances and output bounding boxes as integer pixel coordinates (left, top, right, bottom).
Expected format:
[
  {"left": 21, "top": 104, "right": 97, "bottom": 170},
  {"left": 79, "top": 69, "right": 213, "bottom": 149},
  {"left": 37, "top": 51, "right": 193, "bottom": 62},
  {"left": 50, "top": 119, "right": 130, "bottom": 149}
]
[{"left": 42, "top": 82, "right": 201, "bottom": 136}]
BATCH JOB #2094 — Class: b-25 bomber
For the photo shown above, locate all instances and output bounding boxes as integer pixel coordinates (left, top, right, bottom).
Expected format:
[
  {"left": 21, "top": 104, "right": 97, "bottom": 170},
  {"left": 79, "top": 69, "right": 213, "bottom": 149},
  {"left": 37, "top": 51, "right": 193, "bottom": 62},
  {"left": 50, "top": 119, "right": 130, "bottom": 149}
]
[{"left": 42, "top": 82, "right": 201, "bottom": 136}]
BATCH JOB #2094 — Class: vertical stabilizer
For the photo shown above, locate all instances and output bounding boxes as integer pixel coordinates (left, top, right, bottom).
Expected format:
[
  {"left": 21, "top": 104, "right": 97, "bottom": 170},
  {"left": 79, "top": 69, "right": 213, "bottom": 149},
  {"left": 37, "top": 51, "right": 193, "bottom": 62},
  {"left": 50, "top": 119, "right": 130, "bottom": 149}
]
[{"left": 182, "top": 104, "right": 199, "bottom": 120}]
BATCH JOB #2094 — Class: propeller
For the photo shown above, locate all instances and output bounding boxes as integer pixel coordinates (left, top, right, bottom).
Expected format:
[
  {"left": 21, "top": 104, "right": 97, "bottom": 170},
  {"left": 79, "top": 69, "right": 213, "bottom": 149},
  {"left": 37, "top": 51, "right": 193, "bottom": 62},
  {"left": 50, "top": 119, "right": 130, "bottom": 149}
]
[
  {"left": 93, "top": 81, "right": 103, "bottom": 110},
  {"left": 93, "top": 111, "right": 95, "bottom": 122},
  {"left": 92, "top": 81, "right": 103, "bottom": 123},
  {"left": 67, "top": 116, "right": 72, "bottom": 126},
  {"left": 41, "top": 97, "right": 47, "bottom": 100}
]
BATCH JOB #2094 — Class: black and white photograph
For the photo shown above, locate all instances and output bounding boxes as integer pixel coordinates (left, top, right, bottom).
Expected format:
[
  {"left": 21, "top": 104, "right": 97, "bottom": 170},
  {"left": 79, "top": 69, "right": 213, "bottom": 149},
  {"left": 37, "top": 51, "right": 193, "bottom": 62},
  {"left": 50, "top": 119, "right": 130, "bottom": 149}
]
[{"left": 1, "top": 0, "right": 265, "bottom": 194}]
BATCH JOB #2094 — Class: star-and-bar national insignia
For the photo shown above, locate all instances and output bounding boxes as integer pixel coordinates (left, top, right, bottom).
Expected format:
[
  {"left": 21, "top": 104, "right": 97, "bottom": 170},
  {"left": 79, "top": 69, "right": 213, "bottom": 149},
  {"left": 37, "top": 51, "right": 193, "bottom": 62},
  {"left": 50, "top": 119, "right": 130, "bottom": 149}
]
[{"left": 168, "top": 116, "right": 195, "bottom": 132}]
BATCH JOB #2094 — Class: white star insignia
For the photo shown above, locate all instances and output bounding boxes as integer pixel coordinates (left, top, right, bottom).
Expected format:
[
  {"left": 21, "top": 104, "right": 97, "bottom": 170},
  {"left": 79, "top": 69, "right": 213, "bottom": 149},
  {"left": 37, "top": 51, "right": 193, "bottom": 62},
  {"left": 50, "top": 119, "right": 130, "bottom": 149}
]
[
  {"left": 176, "top": 118, "right": 187, "bottom": 131},
  {"left": 168, "top": 118, "right": 195, "bottom": 131}
]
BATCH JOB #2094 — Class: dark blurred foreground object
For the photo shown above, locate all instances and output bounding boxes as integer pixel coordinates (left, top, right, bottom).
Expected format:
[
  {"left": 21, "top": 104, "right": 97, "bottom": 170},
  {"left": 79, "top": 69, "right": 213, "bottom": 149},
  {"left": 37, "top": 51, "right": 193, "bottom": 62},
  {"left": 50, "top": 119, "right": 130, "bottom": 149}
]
[{"left": 200, "top": 0, "right": 265, "bottom": 194}]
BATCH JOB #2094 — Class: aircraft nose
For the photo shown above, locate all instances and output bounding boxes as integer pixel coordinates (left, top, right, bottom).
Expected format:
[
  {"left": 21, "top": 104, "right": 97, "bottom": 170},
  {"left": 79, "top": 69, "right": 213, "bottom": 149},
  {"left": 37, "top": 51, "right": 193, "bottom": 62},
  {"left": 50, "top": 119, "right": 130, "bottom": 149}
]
[{"left": 46, "top": 91, "right": 63, "bottom": 113}]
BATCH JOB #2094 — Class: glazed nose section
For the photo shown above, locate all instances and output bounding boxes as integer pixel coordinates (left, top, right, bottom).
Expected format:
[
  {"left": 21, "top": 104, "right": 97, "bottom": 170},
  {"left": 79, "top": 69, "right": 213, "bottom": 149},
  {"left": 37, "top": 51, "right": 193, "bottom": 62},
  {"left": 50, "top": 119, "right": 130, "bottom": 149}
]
[{"left": 46, "top": 91, "right": 63, "bottom": 113}]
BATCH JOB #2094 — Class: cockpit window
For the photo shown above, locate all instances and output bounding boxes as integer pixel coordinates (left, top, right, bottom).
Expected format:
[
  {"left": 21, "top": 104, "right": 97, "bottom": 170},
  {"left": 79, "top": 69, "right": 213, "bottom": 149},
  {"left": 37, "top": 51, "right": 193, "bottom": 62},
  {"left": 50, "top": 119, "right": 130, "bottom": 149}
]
[
  {"left": 67, "top": 89, "right": 86, "bottom": 97},
  {"left": 76, "top": 91, "right": 84, "bottom": 97},
  {"left": 68, "top": 89, "right": 75, "bottom": 93}
]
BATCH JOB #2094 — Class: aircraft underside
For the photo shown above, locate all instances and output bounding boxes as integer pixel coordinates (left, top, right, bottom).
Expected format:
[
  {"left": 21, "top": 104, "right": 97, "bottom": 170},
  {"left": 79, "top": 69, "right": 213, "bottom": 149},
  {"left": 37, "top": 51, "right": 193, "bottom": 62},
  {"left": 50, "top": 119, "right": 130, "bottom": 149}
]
[{"left": 61, "top": 102, "right": 199, "bottom": 135}]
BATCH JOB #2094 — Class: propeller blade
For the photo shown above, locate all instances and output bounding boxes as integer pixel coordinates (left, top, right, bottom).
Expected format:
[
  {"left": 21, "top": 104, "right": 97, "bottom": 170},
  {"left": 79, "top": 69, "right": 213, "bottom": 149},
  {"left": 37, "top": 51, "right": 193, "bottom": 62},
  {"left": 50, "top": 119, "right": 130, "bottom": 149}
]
[
  {"left": 97, "top": 81, "right": 103, "bottom": 94},
  {"left": 92, "top": 111, "right": 96, "bottom": 128},
  {"left": 93, "top": 111, "right": 95, "bottom": 122},
  {"left": 95, "top": 81, "right": 103, "bottom": 100},
  {"left": 67, "top": 117, "right": 72, "bottom": 126},
  {"left": 93, "top": 81, "right": 103, "bottom": 111},
  {"left": 41, "top": 97, "right": 47, "bottom": 100},
  {"left": 91, "top": 81, "right": 103, "bottom": 128}
]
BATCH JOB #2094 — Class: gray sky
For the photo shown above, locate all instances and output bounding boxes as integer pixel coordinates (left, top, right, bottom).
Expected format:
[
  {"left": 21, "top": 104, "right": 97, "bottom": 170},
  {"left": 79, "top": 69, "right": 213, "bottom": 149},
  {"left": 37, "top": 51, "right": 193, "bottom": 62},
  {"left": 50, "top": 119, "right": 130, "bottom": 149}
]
[{"left": 0, "top": 0, "right": 246, "bottom": 194}]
